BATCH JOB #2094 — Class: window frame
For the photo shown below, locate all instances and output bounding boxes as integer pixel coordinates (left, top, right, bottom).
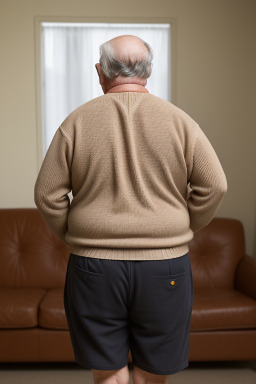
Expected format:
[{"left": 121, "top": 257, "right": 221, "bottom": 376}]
[{"left": 34, "top": 16, "right": 177, "bottom": 170}]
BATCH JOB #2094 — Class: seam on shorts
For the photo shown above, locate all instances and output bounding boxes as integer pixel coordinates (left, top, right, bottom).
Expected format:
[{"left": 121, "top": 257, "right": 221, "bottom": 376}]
[
  {"left": 132, "top": 358, "right": 189, "bottom": 375},
  {"left": 75, "top": 358, "right": 129, "bottom": 369},
  {"left": 65, "top": 259, "right": 77, "bottom": 344}
]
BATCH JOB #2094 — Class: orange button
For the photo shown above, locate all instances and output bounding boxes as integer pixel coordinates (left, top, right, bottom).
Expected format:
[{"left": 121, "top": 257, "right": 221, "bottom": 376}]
[{"left": 170, "top": 280, "right": 175, "bottom": 285}]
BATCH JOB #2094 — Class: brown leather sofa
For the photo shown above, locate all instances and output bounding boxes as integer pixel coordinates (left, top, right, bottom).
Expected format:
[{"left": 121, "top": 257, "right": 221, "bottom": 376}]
[{"left": 0, "top": 208, "right": 256, "bottom": 363}]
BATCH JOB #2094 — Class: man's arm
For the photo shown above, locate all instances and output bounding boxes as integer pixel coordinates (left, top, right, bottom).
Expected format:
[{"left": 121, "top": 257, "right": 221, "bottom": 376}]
[
  {"left": 187, "top": 125, "right": 228, "bottom": 233},
  {"left": 34, "top": 127, "right": 72, "bottom": 244}
]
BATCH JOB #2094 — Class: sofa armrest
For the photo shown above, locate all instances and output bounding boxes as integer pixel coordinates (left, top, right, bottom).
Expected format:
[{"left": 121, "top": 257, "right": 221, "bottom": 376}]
[{"left": 235, "top": 254, "right": 256, "bottom": 301}]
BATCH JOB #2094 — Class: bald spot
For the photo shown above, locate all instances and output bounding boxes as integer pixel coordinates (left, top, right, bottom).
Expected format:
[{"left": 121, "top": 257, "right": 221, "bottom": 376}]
[{"left": 109, "top": 35, "right": 149, "bottom": 64}]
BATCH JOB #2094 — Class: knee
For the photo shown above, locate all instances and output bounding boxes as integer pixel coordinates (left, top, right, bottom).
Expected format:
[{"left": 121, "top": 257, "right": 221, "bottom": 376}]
[
  {"left": 132, "top": 365, "right": 168, "bottom": 384},
  {"left": 92, "top": 365, "right": 130, "bottom": 384}
]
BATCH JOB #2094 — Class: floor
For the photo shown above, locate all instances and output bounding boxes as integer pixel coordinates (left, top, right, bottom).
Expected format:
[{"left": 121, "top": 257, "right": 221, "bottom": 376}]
[{"left": 0, "top": 361, "right": 256, "bottom": 384}]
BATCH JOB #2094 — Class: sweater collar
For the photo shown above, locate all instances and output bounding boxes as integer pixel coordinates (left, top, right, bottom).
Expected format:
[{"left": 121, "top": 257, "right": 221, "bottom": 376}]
[{"left": 106, "top": 84, "right": 149, "bottom": 94}]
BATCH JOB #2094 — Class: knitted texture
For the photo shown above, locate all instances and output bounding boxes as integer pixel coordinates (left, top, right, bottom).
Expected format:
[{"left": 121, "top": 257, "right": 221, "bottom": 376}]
[{"left": 34, "top": 92, "right": 227, "bottom": 260}]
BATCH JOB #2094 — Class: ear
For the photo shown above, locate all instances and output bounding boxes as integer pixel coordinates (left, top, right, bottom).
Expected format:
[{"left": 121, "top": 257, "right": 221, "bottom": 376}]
[{"left": 95, "top": 63, "right": 106, "bottom": 86}]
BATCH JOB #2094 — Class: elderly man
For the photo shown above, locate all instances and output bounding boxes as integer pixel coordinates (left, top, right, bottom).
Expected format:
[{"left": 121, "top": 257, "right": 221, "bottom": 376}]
[{"left": 34, "top": 35, "right": 227, "bottom": 384}]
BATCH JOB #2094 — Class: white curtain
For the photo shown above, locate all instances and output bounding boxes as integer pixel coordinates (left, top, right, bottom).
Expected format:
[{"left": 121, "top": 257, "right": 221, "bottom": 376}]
[{"left": 41, "top": 23, "right": 170, "bottom": 154}]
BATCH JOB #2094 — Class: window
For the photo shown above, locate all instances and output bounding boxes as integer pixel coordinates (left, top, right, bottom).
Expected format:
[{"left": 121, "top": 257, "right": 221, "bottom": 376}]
[{"left": 40, "top": 22, "right": 171, "bottom": 154}]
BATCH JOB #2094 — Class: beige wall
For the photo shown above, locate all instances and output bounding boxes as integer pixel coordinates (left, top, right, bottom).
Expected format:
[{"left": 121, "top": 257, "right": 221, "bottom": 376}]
[{"left": 1, "top": 0, "right": 256, "bottom": 256}]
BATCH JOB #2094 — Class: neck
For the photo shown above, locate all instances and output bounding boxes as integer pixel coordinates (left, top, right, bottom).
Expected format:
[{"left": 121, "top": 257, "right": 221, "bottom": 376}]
[
  {"left": 106, "top": 84, "right": 149, "bottom": 94},
  {"left": 104, "top": 75, "right": 149, "bottom": 94}
]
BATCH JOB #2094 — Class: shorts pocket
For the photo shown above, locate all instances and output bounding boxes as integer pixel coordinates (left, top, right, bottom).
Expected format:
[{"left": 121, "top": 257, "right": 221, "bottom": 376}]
[
  {"left": 153, "top": 271, "right": 187, "bottom": 289},
  {"left": 153, "top": 271, "right": 191, "bottom": 309},
  {"left": 71, "top": 253, "right": 104, "bottom": 277},
  {"left": 152, "top": 253, "right": 189, "bottom": 279},
  {"left": 154, "top": 271, "right": 186, "bottom": 279}
]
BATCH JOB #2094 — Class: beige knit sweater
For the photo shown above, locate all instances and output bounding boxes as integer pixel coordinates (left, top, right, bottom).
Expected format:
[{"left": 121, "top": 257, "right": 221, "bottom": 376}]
[{"left": 34, "top": 92, "right": 228, "bottom": 260}]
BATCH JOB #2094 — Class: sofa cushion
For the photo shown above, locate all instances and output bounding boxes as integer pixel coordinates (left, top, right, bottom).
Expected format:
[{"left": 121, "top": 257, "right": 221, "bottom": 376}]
[
  {"left": 191, "top": 288, "right": 256, "bottom": 331},
  {"left": 189, "top": 218, "right": 245, "bottom": 290},
  {"left": 0, "top": 288, "right": 46, "bottom": 328},
  {"left": 38, "top": 288, "right": 68, "bottom": 330},
  {"left": 0, "top": 208, "right": 70, "bottom": 290}
]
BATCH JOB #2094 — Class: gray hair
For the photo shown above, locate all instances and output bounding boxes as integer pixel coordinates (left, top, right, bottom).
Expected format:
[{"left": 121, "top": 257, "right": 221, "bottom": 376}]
[{"left": 99, "top": 38, "right": 153, "bottom": 79}]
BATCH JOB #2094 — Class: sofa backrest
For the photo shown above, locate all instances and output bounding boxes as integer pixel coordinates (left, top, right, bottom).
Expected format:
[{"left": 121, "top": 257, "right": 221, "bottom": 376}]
[
  {"left": 0, "top": 208, "right": 69, "bottom": 289},
  {"left": 188, "top": 217, "right": 246, "bottom": 290},
  {"left": 0, "top": 209, "right": 246, "bottom": 291}
]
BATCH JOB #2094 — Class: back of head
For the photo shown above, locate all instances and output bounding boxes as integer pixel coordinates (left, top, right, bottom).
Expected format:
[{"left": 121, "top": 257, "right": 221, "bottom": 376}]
[{"left": 99, "top": 35, "right": 153, "bottom": 80}]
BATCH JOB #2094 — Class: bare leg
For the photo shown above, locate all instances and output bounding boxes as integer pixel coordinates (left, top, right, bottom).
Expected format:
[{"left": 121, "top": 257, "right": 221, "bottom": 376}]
[
  {"left": 92, "top": 365, "right": 130, "bottom": 384},
  {"left": 132, "top": 365, "right": 169, "bottom": 384}
]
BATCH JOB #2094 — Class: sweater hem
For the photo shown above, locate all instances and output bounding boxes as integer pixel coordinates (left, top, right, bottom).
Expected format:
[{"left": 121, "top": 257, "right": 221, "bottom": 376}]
[{"left": 68, "top": 244, "right": 189, "bottom": 260}]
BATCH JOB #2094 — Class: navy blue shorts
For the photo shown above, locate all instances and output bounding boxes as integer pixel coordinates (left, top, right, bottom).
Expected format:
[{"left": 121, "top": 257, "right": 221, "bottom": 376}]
[{"left": 64, "top": 252, "right": 194, "bottom": 375}]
